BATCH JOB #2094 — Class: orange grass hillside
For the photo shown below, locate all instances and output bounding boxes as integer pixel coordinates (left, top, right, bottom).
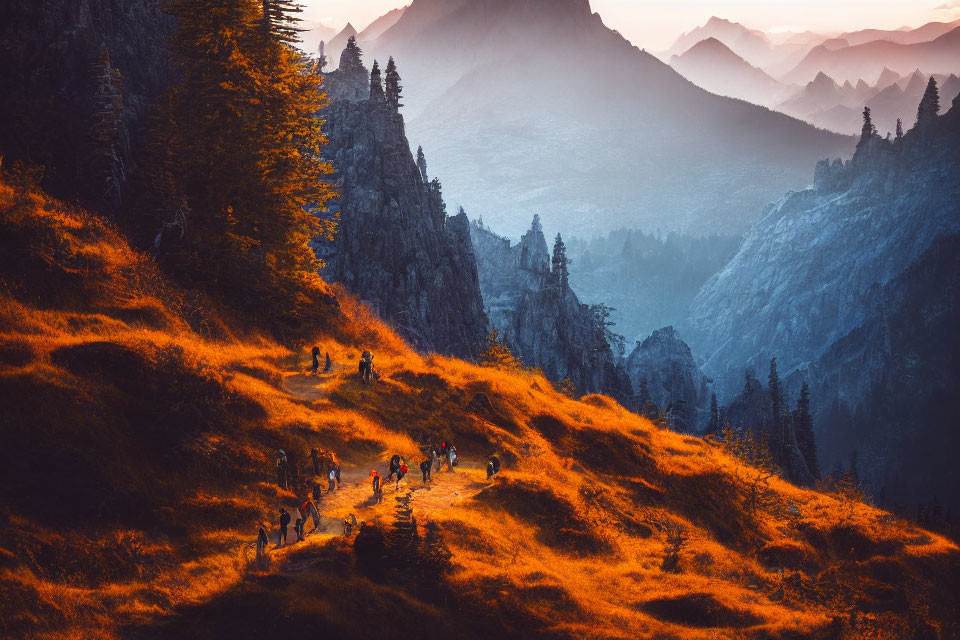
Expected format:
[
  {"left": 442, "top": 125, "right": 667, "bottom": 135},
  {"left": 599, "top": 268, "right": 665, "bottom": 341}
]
[{"left": 1, "top": 174, "right": 958, "bottom": 640}]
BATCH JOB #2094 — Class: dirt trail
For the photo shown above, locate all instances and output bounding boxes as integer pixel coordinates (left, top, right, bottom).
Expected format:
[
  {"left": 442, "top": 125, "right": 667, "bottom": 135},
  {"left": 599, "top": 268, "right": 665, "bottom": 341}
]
[{"left": 261, "top": 370, "right": 492, "bottom": 559}]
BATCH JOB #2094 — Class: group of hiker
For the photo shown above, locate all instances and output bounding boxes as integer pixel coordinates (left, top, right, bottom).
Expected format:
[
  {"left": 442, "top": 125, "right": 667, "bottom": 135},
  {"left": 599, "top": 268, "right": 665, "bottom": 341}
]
[{"left": 308, "top": 346, "right": 374, "bottom": 385}]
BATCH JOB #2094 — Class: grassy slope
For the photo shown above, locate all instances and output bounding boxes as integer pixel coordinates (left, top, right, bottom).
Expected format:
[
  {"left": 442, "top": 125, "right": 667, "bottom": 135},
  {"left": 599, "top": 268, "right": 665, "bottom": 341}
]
[{"left": 0, "top": 175, "right": 958, "bottom": 640}]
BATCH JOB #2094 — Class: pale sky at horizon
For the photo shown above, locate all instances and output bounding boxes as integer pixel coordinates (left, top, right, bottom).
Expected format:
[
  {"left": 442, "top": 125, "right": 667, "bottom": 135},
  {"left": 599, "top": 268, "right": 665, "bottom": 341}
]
[{"left": 300, "top": 0, "right": 959, "bottom": 51}]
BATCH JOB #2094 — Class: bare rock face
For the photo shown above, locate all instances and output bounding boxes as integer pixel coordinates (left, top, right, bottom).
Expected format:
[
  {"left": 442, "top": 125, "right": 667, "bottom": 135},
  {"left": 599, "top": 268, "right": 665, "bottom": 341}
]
[
  {"left": 622, "top": 326, "right": 709, "bottom": 431},
  {"left": 470, "top": 216, "right": 632, "bottom": 401},
  {"left": 316, "top": 43, "right": 487, "bottom": 359}
]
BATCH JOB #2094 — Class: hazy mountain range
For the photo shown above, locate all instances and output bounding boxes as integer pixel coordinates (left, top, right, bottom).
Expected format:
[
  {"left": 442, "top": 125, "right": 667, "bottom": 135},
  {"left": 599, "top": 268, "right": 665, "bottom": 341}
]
[{"left": 321, "top": 0, "right": 852, "bottom": 239}]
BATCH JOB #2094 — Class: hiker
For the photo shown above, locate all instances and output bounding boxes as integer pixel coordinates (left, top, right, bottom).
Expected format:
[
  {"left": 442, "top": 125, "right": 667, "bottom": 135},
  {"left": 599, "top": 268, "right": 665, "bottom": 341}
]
[
  {"left": 256, "top": 524, "right": 270, "bottom": 562},
  {"left": 370, "top": 470, "right": 383, "bottom": 504},
  {"left": 420, "top": 457, "right": 432, "bottom": 484},
  {"left": 328, "top": 466, "right": 337, "bottom": 492},
  {"left": 276, "top": 450, "right": 288, "bottom": 490},
  {"left": 324, "top": 352, "right": 332, "bottom": 373},
  {"left": 490, "top": 455, "right": 501, "bottom": 476},
  {"left": 431, "top": 445, "right": 441, "bottom": 471},
  {"left": 332, "top": 454, "right": 342, "bottom": 489},
  {"left": 295, "top": 513, "right": 305, "bottom": 542},
  {"left": 388, "top": 454, "right": 402, "bottom": 482},
  {"left": 396, "top": 462, "right": 408, "bottom": 490},
  {"left": 278, "top": 508, "right": 291, "bottom": 547},
  {"left": 447, "top": 444, "right": 458, "bottom": 472},
  {"left": 311, "top": 448, "right": 321, "bottom": 476},
  {"left": 312, "top": 482, "right": 323, "bottom": 502},
  {"left": 486, "top": 460, "right": 495, "bottom": 480},
  {"left": 311, "top": 346, "right": 321, "bottom": 375},
  {"left": 358, "top": 350, "right": 374, "bottom": 384},
  {"left": 302, "top": 497, "right": 321, "bottom": 533}
]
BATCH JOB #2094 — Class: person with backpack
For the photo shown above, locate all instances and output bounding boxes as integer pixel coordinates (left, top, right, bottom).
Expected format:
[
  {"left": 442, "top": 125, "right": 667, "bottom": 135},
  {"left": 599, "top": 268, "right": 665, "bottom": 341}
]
[
  {"left": 276, "top": 450, "right": 288, "bottom": 490},
  {"left": 256, "top": 523, "right": 270, "bottom": 562},
  {"left": 431, "top": 445, "right": 441, "bottom": 472},
  {"left": 359, "top": 351, "right": 374, "bottom": 384},
  {"left": 302, "top": 497, "right": 321, "bottom": 533},
  {"left": 420, "top": 457, "right": 432, "bottom": 484},
  {"left": 311, "top": 346, "right": 321, "bottom": 375},
  {"left": 294, "top": 513, "right": 305, "bottom": 542},
  {"left": 327, "top": 466, "right": 337, "bottom": 492},
  {"left": 448, "top": 445, "right": 458, "bottom": 472},
  {"left": 490, "top": 455, "right": 501, "bottom": 476},
  {"left": 486, "top": 460, "right": 495, "bottom": 480},
  {"left": 370, "top": 470, "right": 383, "bottom": 504},
  {"left": 312, "top": 482, "right": 323, "bottom": 502},
  {"left": 278, "top": 508, "right": 291, "bottom": 547},
  {"left": 388, "top": 454, "right": 402, "bottom": 482},
  {"left": 396, "top": 462, "right": 408, "bottom": 489}
]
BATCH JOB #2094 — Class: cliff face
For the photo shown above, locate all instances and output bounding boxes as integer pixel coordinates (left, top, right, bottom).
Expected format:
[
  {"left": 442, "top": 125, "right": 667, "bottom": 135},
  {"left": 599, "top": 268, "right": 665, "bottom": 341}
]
[
  {"left": 622, "top": 326, "right": 710, "bottom": 431},
  {"left": 685, "top": 92, "right": 960, "bottom": 508},
  {"left": 316, "top": 44, "right": 487, "bottom": 359},
  {"left": 0, "top": 0, "right": 174, "bottom": 213},
  {"left": 470, "top": 216, "right": 632, "bottom": 400}
]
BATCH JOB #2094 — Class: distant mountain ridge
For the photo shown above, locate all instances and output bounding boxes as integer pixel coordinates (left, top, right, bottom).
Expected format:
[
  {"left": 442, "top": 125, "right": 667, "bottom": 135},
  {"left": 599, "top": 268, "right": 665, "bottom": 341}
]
[
  {"left": 670, "top": 37, "right": 788, "bottom": 107},
  {"left": 361, "top": 0, "right": 852, "bottom": 238}
]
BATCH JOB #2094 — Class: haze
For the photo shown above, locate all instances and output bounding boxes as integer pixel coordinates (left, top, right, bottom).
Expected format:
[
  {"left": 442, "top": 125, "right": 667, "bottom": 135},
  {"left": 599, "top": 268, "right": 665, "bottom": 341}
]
[{"left": 300, "top": 0, "right": 958, "bottom": 50}]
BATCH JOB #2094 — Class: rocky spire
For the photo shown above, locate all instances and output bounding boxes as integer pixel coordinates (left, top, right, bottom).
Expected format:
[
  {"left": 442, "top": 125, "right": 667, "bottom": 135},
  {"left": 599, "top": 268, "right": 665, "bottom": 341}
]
[
  {"left": 370, "top": 60, "right": 384, "bottom": 100},
  {"left": 552, "top": 233, "right": 569, "bottom": 293},
  {"left": 385, "top": 57, "right": 402, "bottom": 111},
  {"left": 416, "top": 145, "right": 427, "bottom": 182},
  {"left": 317, "top": 40, "right": 327, "bottom": 73}
]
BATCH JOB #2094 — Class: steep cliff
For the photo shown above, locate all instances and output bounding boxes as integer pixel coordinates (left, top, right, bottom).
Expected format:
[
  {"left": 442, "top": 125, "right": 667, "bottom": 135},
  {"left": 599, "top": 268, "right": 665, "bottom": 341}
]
[
  {"left": 686, "top": 90, "right": 960, "bottom": 508},
  {"left": 470, "top": 216, "right": 632, "bottom": 400},
  {"left": 0, "top": 0, "right": 174, "bottom": 213},
  {"left": 316, "top": 42, "right": 487, "bottom": 359},
  {"left": 622, "top": 326, "right": 710, "bottom": 431}
]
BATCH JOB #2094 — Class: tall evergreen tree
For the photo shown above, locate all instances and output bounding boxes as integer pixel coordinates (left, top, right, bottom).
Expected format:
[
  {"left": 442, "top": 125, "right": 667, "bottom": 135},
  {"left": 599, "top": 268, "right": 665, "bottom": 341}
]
[
  {"left": 707, "top": 393, "right": 720, "bottom": 434},
  {"left": 857, "top": 106, "right": 876, "bottom": 152},
  {"left": 145, "top": 0, "right": 337, "bottom": 329},
  {"left": 768, "top": 357, "right": 784, "bottom": 463},
  {"left": 916, "top": 76, "right": 940, "bottom": 128},
  {"left": 370, "top": 60, "right": 384, "bottom": 99},
  {"left": 261, "top": 0, "right": 303, "bottom": 44},
  {"left": 552, "top": 233, "right": 569, "bottom": 292},
  {"left": 794, "top": 382, "right": 820, "bottom": 479},
  {"left": 385, "top": 56, "right": 402, "bottom": 111},
  {"left": 89, "top": 44, "right": 126, "bottom": 215},
  {"left": 895, "top": 117, "right": 903, "bottom": 140},
  {"left": 416, "top": 145, "right": 427, "bottom": 182}
]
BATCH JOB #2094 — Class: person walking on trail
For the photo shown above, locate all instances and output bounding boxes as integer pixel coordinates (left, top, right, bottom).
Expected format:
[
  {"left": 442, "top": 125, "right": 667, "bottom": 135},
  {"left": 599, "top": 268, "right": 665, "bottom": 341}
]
[
  {"left": 486, "top": 460, "right": 495, "bottom": 480},
  {"left": 310, "top": 448, "right": 321, "bottom": 476},
  {"left": 396, "top": 462, "right": 408, "bottom": 490},
  {"left": 312, "top": 482, "right": 323, "bottom": 502},
  {"left": 256, "top": 524, "right": 270, "bottom": 562},
  {"left": 431, "top": 445, "right": 441, "bottom": 472},
  {"left": 311, "top": 346, "right": 321, "bottom": 375},
  {"left": 302, "top": 497, "right": 321, "bottom": 533},
  {"left": 276, "top": 450, "right": 289, "bottom": 490},
  {"left": 388, "top": 454, "right": 402, "bottom": 482},
  {"left": 278, "top": 508, "right": 291, "bottom": 548},
  {"left": 447, "top": 445, "right": 458, "bottom": 472},
  {"left": 370, "top": 470, "right": 383, "bottom": 504},
  {"left": 334, "top": 460, "right": 342, "bottom": 489},
  {"left": 295, "top": 513, "right": 305, "bottom": 542},
  {"left": 358, "top": 350, "right": 374, "bottom": 384},
  {"left": 327, "top": 466, "right": 337, "bottom": 492},
  {"left": 420, "top": 457, "right": 432, "bottom": 484},
  {"left": 490, "top": 455, "right": 501, "bottom": 476}
]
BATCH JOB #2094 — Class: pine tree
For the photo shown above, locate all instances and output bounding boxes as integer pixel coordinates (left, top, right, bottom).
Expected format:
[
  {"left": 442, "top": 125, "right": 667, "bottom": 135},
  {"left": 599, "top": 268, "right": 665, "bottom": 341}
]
[
  {"left": 144, "top": 0, "right": 337, "bottom": 329},
  {"left": 916, "top": 76, "right": 940, "bottom": 128},
  {"left": 370, "top": 59, "right": 384, "bottom": 100},
  {"left": 895, "top": 117, "right": 903, "bottom": 140},
  {"left": 89, "top": 44, "right": 126, "bottom": 215},
  {"left": 768, "top": 357, "right": 784, "bottom": 464},
  {"left": 552, "top": 233, "right": 569, "bottom": 292},
  {"left": 856, "top": 106, "right": 877, "bottom": 154},
  {"left": 339, "top": 35, "right": 364, "bottom": 73},
  {"left": 385, "top": 56, "right": 402, "bottom": 111},
  {"left": 479, "top": 329, "right": 519, "bottom": 368},
  {"left": 794, "top": 383, "right": 820, "bottom": 479},
  {"left": 707, "top": 393, "right": 720, "bottom": 434},
  {"left": 261, "top": 0, "right": 304, "bottom": 44},
  {"left": 416, "top": 145, "right": 427, "bottom": 182}
]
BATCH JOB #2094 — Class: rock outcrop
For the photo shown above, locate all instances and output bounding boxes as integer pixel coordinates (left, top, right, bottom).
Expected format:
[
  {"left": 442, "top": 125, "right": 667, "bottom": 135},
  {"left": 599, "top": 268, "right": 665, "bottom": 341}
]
[
  {"left": 470, "top": 216, "right": 632, "bottom": 400},
  {"left": 685, "top": 88, "right": 960, "bottom": 508},
  {"left": 622, "top": 327, "right": 710, "bottom": 431},
  {"left": 316, "top": 41, "right": 487, "bottom": 359}
]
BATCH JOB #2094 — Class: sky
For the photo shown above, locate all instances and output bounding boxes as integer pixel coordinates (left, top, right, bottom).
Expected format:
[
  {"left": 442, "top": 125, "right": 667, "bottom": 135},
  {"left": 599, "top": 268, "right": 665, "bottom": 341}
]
[{"left": 299, "top": 0, "right": 959, "bottom": 51}]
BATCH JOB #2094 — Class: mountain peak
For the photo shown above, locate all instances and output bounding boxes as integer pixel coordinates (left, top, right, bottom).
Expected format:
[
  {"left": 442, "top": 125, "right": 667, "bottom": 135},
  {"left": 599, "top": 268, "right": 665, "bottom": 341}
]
[{"left": 706, "top": 16, "right": 733, "bottom": 27}]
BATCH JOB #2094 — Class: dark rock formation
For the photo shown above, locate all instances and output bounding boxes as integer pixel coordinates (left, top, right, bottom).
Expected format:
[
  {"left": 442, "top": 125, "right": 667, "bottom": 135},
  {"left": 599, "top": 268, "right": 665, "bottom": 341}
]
[
  {"left": 470, "top": 216, "right": 632, "bottom": 400},
  {"left": 0, "top": 0, "right": 174, "bottom": 213},
  {"left": 316, "top": 42, "right": 487, "bottom": 359},
  {"left": 622, "top": 327, "right": 709, "bottom": 431},
  {"left": 686, "top": 88, "right": 960, "bottom": 507}
]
